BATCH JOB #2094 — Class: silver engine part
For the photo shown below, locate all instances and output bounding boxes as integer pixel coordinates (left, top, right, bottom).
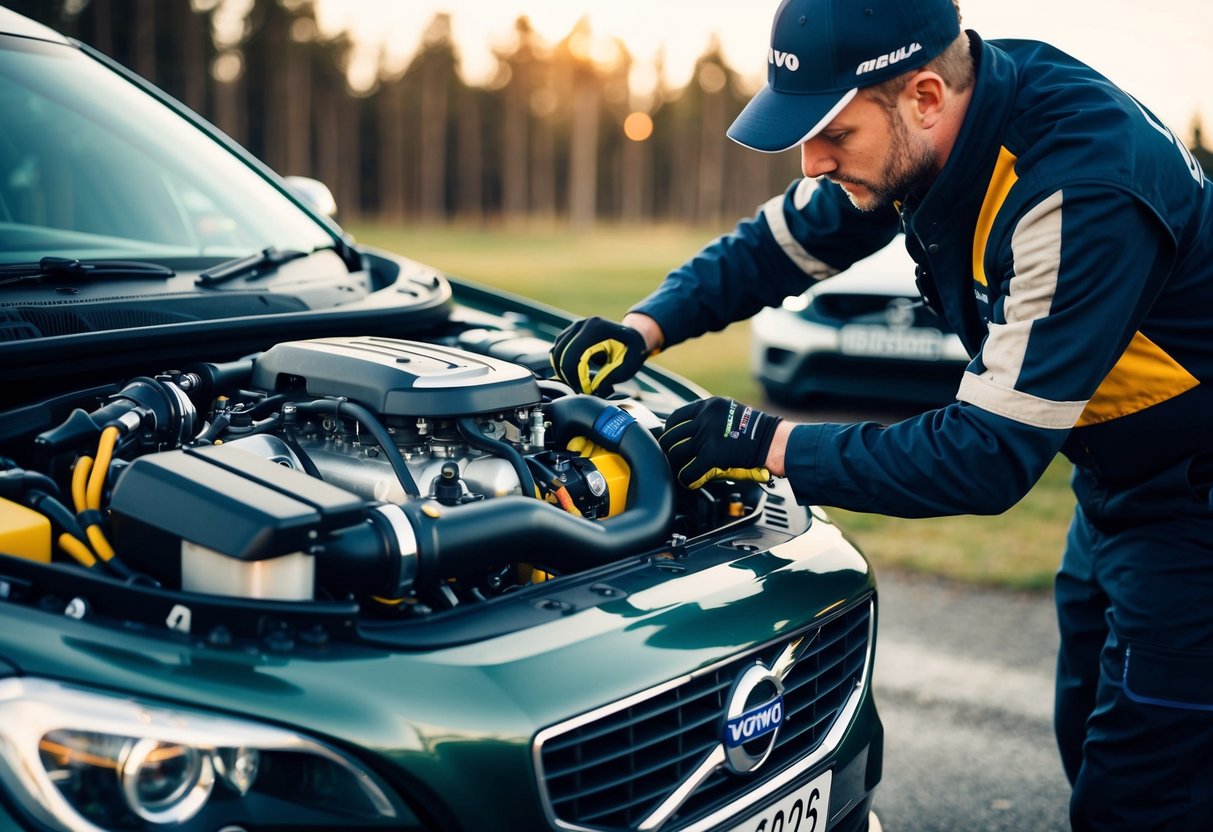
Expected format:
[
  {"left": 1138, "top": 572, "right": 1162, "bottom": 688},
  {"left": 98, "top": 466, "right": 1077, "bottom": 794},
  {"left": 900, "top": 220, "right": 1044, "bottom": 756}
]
[
  {"left": 223, "top": 429, "right": 529, "bottom": 504},
  {"left": 232, "top": 336, "right": 548, "bottom": 505}
]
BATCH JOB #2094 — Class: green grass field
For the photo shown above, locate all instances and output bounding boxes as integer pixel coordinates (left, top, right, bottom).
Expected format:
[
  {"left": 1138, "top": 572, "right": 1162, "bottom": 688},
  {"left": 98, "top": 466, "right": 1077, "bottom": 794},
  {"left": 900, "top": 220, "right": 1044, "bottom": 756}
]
[{"left": 350, "top": 221, "right": 1074, "bottom": 591}]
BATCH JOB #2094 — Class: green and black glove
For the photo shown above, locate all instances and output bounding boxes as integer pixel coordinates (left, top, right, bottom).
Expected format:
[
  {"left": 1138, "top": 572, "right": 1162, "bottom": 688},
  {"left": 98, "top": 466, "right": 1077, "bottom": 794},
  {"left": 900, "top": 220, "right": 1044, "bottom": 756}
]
[
  {"left": 550, "top": 316, "right": 649, "bottom": 397},
  {"left": 658, "top": 397, "right": 782, "bottom": 490}
]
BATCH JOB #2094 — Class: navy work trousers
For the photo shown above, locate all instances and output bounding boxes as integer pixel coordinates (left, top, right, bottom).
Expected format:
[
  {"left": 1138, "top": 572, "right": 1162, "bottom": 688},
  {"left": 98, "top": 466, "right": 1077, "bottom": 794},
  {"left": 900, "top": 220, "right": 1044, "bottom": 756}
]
[{"left": 1055, "top": 456, "right": 1213, "bottom": 831}]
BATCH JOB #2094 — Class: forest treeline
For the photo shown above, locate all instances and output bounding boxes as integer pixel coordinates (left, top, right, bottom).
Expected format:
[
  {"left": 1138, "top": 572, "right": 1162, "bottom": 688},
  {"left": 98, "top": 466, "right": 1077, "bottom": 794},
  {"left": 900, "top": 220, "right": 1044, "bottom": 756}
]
[
  {"left": 11, "top": 0, "right": 805, "bottom": 227},
  {"left": 9, "top": 1, "right": 1212, "bottom": 227}
]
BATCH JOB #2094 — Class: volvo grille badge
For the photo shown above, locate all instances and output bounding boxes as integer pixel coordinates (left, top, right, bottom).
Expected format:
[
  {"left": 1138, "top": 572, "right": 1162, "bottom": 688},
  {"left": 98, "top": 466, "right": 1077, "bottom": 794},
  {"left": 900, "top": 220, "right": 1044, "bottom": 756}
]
[
  {"left": 723, "top": 663, "right": 785, "bottom": 773},
  {"left": 637, "top": 633, "right": 815, "bottom": 831}
]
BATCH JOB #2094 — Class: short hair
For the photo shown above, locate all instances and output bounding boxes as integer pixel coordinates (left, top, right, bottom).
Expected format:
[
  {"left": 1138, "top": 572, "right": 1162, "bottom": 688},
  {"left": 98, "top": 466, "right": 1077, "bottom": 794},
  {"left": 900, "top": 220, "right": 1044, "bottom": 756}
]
[{"left": 862, "top": 31, "right": 975, "bottom": 108}]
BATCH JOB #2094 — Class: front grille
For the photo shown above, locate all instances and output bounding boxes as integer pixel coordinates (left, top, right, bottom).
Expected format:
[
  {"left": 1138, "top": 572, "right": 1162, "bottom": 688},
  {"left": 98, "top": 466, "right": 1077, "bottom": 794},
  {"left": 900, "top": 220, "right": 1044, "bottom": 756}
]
[
  {"left": 537, "top": 599, "right": 872, "bottom": 831},
  {"left": 807, "top": 293, "right": 950, "bottom": 330},
  {"left": 812, "top": 293, "right": 902, "bottom": 322},
  {"left": 764, "top": 346, "right": 795, "bottom": 366}
]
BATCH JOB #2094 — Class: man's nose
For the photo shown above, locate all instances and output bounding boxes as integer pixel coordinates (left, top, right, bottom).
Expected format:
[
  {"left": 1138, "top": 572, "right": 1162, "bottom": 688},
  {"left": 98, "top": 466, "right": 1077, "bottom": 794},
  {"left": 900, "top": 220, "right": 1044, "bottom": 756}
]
[{"left": 801, "top": 139, "right": 837, "bottom": 178}]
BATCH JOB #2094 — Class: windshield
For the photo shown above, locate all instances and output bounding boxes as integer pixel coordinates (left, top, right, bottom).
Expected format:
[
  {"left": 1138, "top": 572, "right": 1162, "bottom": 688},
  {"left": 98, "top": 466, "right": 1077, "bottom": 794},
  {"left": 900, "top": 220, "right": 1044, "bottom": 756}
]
[{"left": 0, "top": 35, "right": 334, "bottom": 264}]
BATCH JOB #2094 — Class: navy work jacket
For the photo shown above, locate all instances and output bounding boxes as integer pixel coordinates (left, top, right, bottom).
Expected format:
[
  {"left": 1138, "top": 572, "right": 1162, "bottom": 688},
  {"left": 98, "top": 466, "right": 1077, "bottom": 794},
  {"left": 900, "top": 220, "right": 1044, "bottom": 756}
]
[{"left": 632, "top": 32, "right": 1213, "bottom": 517}]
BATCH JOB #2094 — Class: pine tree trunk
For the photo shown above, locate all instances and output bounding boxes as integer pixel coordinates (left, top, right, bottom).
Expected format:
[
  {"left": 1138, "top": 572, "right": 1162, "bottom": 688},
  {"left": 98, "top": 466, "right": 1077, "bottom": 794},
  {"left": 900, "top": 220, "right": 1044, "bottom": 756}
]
[
  {"left": 283, "top": 41, "right": 311, "bottom": 175},
  {"left": 378, "top": 83, "right": 407, "bottom": 221},
  {"left": 502, "top": 61, "right": 530, "bottom": 218},
  {"left": 457, "top": 92, "right": 483, "bottom": 222},
  {"left": 418, "top": 58, "right": 448, "bottom": 220},
  {"left": 697, "top": 89, "right": 725, "bottom": 225},
  {"left": 568, "top": 74, "right": 599, "bottom": 231},
  {"left": 133, "top": 0, "right": 156, "bottom": 83}
]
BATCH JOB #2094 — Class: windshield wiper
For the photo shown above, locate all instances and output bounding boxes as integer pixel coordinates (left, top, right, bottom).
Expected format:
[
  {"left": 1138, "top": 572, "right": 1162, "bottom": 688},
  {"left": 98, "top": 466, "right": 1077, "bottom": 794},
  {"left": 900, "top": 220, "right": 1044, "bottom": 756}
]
[
  {"left": 196, "top": 246, "right": 318, "bottom": 286},
  {"left": 0, "top": 257, "right": 175, "bottom": 287}
]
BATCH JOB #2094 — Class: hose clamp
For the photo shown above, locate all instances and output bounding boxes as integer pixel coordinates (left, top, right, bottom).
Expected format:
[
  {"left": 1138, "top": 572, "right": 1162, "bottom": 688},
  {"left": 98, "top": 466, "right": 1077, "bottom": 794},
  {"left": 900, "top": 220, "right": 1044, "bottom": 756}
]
[{"left": 370, "top": 504, "right": 419, "bottom": 591}]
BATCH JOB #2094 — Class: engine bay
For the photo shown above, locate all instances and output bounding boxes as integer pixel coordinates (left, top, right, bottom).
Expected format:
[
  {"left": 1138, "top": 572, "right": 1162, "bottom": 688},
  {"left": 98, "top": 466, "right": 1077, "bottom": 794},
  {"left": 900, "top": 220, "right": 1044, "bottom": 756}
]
[{"left": 0, "top": 335, "right": 779, "bottom": 645}]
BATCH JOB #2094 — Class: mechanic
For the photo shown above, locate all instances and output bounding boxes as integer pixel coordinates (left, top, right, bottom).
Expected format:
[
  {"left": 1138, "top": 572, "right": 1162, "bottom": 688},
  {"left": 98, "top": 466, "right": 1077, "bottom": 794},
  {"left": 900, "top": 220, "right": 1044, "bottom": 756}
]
[{"left": 548, "top": 0, "right": 1213, "bottom": 828}]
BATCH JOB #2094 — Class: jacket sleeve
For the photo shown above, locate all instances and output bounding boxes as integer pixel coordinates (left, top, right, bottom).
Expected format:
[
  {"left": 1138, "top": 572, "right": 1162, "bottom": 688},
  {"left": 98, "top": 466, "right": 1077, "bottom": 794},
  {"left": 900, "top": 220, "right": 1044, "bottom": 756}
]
[
  {"left": 630, "top": 179, "right": 900, "bottom": 348},
  {"left": 783, "top": 186, "right": 1176, "bottom": 517}
]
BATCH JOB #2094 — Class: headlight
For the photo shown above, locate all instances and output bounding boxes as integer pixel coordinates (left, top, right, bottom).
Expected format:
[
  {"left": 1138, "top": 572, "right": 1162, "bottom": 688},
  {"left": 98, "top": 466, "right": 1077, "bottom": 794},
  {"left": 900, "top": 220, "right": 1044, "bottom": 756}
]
[
  {"left": 781, "top": 293, "right": 811, "bottom": 313},
  {"left": 0, "top": 678, "right": 416, "bottom": 831}
]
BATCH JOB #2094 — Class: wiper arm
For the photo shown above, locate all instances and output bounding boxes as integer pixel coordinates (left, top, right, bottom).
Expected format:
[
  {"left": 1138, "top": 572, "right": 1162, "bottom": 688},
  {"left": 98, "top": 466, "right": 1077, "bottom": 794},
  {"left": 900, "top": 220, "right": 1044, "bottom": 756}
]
[
  {"left": 196, "top": 246, "right": 316, "bottom": 286},
  {"left": 0, "top": 257, "right": 175, "bottom": 287}
]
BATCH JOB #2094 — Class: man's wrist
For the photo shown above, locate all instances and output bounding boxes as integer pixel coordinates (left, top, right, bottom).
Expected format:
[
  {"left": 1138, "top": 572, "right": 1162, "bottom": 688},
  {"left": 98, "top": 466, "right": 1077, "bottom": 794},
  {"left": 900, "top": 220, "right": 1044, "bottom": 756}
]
[
  {"left": 622, "top": 312, "right": 665, "bottom": 355},
  {"left": 764, "top": 420, "right": 795, "bottom": 478}
]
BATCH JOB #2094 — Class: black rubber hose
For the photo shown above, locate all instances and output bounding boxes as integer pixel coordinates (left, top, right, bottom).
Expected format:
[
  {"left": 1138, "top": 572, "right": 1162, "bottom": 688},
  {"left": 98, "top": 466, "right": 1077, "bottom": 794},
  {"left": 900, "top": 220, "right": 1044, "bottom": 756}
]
[
  {"left": 537, "top": 378, "right": 576, "bottom": 400},
  {"left": 24, "top": 489, "right": 132, "bottom": 579},
  {"left": 192, "top": 412, "right": 232, "bottom": 445},
  {"left": 244, "top": 412, "right": 282, "bottom": 436},
  {"left": 221, "top": 411, "right": 282, "bottom": 439},
  {"left": 0, "top": 468, "right": 60, "bottom": 500},
  {"left": 182, "top": 357, "right": 256, "bottom": 398},
  {"left": 281, "top": 405, "right": 323, "bottom": 480},
  {"left": 249, "top": 392, "right": 288, "bottom": 419},
  {"left": 525, "top": 455, "right": 562, "bottom": 489},
  {"left": 456, "top": 417, "right": 537, "bottom": 498},
  {"left": 296, "top": 399, "right": 420, "bottom": 497},
  {"left": 23, "top": 489, "right": 83, "bottom": 539},
  {"left": 402, "top": 395, "right": 674, "bottom": 576}
]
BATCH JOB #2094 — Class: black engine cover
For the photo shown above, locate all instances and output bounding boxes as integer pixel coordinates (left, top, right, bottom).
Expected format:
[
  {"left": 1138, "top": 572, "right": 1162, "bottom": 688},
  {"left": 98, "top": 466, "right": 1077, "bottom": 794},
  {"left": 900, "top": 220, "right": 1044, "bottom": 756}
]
[{"left": 250, "top": 336, "right": 541, "bottom": 416}]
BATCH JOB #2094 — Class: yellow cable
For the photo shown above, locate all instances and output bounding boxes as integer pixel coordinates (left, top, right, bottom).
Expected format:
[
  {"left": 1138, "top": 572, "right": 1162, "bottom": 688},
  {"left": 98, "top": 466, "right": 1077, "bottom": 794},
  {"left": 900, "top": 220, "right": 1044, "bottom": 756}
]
[
  {"left": 86, "top": 427, "right": 120, "bottom": 511},
  {"left": 72, "top": 455, "right": 93, "bottom": 514},
  {"left": 85, "top": 525, "right": 116, "bottom": 562},
  {"left": 80, "top": 427, "right": 122, "bottom": 562},
  {"left": 58, "top": 533, "right": 98, "bottom": 569}
]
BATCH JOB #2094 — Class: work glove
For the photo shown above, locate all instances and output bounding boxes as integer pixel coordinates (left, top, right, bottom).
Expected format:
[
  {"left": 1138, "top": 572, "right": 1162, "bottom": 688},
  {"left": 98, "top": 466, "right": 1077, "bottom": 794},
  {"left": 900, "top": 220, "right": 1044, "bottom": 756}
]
[
  {"left": 658, "top": 397, "right": 782, "bottom": 490},
  {"left": 550, "top": 316, "right": 649, "bottom": 397}
]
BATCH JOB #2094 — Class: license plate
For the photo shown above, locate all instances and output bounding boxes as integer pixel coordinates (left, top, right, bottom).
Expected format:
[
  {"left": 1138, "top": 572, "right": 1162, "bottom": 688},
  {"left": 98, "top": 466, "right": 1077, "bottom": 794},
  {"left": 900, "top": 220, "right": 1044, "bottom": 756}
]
[
  {"left": 726, "top": 770, "right": 831, "bottom": 832},
  {"left": 839, "top": 324, "right": 942, "bottom": 360}
]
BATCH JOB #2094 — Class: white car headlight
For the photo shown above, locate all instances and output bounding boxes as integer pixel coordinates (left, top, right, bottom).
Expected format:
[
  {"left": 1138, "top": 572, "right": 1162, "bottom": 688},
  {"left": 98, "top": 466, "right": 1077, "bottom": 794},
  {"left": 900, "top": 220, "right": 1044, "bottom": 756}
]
[
  {"left": 0, "top": 678, "right": 412, "bottom": 831},
  {"left": 780, "top": 293, "right": 811, "bottom": 312}
]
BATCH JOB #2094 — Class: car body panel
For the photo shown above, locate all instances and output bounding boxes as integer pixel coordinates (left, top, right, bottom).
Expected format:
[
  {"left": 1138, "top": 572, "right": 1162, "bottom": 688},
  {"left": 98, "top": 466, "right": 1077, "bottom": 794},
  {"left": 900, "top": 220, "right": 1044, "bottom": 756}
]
[
  {"left": 0, "top": 9, "right": 66, "bottom": 42},
  {"left": 0, "top": 516, "right": 877, "bottom": 830}
]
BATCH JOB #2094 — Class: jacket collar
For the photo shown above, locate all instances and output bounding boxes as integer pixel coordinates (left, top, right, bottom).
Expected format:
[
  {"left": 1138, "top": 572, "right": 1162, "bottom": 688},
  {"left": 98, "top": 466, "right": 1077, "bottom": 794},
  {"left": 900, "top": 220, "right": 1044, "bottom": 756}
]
[{"left": 908, "top": 31, "right": 1019, "bottom": 228}]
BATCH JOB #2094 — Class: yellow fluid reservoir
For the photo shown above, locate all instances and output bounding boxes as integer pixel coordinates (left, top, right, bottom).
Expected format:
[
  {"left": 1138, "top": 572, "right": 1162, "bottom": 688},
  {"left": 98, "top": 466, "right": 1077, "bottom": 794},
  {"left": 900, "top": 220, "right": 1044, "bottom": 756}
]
[
  {"left": 540, "top": 441, "right": 632, "bottom": 520},
  {"left": 0, "top": 497, "right": 52, "bottom": 563},
  {"left": 586, "top": 450, "right": 630, "bottom": 519}
]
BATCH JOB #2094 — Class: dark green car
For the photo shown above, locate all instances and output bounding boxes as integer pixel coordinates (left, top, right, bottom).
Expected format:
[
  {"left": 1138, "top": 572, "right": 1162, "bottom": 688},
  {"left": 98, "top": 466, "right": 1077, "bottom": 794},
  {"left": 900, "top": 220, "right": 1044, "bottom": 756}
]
[{"left": 0, "top": 8, "right": 882, "bottom": 831}]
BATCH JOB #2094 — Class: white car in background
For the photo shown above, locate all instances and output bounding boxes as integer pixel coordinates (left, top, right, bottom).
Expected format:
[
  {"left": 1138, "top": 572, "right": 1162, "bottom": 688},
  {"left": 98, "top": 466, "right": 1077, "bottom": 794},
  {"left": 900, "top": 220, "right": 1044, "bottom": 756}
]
[{"left": 752, "top": 239, "right": 970, "bottom": 406}]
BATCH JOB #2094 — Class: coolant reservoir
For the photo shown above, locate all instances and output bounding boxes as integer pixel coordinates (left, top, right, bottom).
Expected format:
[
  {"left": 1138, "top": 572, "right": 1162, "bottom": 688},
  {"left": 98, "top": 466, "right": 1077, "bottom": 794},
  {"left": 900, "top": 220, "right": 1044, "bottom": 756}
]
[
  {"left": 0, "top": 497, "right": 51, "bottom": 563},
  {"left": 585, "top": 450, "right": 630, "bottom": 518},
  {"left": 181, "top": 541, "right": 314, "bottom": 601}
]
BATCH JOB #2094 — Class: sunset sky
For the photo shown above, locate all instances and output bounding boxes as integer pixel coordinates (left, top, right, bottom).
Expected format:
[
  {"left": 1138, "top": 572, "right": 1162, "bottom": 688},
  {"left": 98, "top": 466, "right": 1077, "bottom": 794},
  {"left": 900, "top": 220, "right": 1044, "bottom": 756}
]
[{"left": 313, "top": 0, "right": 1212, "bottom": 138}]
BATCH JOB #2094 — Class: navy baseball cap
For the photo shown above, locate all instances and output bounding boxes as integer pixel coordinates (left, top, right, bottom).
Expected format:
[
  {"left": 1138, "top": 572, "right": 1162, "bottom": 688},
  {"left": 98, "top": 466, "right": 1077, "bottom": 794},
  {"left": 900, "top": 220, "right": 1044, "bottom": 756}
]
[{"left": 727, "top": 0, "right": 961, "bottom": 153}]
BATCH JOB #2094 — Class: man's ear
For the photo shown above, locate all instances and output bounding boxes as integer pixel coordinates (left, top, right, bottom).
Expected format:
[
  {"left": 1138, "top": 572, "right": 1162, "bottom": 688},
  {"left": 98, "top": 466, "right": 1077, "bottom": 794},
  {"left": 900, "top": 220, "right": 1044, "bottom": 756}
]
[{"left": 902, "top": 71, "right": 946, "bottom": 129}]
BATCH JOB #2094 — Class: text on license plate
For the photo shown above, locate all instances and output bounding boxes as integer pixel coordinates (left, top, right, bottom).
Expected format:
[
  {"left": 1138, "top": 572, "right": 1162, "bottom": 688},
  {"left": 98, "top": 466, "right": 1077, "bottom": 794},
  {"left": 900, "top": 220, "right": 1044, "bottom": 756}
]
[
  {"left": 726, "top": 769, "right": 831, "bottom": 832},
  {"left": 839, "top": 324, "right": 942, "bottom": 359}
]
